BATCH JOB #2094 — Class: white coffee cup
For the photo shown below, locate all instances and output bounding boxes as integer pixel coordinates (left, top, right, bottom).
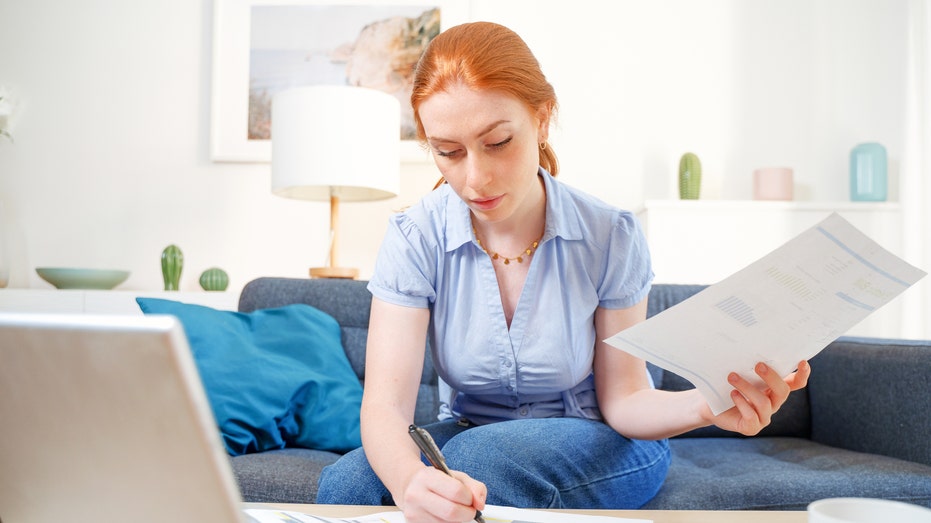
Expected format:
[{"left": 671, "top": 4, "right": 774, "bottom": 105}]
[{"left": 808, "top": 497, "right": 931, "bottom": 523}]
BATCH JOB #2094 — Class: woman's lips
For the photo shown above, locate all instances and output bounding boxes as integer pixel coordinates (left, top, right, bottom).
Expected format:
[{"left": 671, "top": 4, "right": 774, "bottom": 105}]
[{"left": 471, "top": 195, "right": 503, "bottom": 211}]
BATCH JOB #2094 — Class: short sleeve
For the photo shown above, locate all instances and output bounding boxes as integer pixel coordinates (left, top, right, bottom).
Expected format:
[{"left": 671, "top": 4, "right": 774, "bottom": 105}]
[
  {"left": 367, "top": 211, "right": 438, "bottom": 309},
  {"left": 597, "top": 212, "right": 653, "bottom": 309}
]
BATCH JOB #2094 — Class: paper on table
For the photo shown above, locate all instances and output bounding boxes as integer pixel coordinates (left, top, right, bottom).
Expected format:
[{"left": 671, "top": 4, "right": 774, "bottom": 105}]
[
  {"left": 606, "top": 212, "right": 926, "bottom": 415},
  {"left": 244, "top": 505, "right": 650, "bottom": 523}
]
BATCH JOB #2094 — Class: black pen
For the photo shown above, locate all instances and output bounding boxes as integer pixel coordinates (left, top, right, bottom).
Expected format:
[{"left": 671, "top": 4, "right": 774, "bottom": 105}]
[{"left": 409, "top": 424, "right": 485, "bottom": 523}]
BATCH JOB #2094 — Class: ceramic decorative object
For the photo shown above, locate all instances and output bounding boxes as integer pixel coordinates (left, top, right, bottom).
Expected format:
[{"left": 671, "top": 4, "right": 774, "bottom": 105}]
[
  {"left": 808, "top": 497, "right": 931, "bottom": 523},
  {"left": 753, "top": 167, "right": 794, "bottom": 201},
  {"left": 161, "top": 244, "right": 183, "bottom": 291},
  {"left": 36, "top": 267, "right": 130, "bottom": 290},
  {"left": 199, "top": 267, "right": 229, "bottom": 292},
  {"left": 850, "top": 142, "right": 887, "bottom": 201},
  {"left": 678, "top": 152, "right": 702, "bottom": 199}
]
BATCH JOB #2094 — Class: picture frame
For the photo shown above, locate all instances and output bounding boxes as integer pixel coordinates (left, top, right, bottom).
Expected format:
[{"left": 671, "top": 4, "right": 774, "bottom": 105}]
[{"left": 210, "top": 0, "right": 469, "bottom": 163}]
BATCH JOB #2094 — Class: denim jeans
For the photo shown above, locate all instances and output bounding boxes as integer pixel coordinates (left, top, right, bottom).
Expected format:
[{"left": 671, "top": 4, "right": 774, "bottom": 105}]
[{"left": 316, "top": 417, "right": 670, "bottom": 509}]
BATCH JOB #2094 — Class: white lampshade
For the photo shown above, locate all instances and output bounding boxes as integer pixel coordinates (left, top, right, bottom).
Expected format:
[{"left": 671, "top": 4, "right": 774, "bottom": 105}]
[
  {"left": 271, "top": 85, "right": 401, "bottom": 201},
  {"left": 271, "top": 85, "right": 402, "bottom": 279}
]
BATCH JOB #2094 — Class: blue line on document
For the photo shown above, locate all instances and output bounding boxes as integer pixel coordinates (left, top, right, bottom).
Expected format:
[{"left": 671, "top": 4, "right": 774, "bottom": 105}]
[
  {"left": 835, "top": 292, "right": 876, "bottom": 311},
  {"left": 816, "top": 226, "right": 910, "bottom": 286}
]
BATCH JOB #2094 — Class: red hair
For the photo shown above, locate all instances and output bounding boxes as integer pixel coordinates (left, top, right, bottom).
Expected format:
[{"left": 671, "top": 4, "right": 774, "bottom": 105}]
[{"left": 411, "top": 21, "right": 559, "bottom": 176}]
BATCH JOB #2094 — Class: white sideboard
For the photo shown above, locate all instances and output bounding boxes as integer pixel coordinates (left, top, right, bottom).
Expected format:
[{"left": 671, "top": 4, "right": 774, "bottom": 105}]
[
  {"left": 636, "top": 200, "right": 907, "bottom": 339},
  {"left": 0, "top": 289, "right": 239, "bottom": 315}
]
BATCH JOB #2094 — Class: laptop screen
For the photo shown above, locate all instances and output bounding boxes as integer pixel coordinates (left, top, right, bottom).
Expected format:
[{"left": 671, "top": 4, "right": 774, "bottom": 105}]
[{"left": 0, "top": 313, "right": 245, "bottom": 523}]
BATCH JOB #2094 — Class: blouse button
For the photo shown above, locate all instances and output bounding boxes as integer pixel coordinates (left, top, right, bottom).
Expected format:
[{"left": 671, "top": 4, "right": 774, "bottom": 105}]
[{"left": 519, "top": 407, "right": 529, "bottom": 416}]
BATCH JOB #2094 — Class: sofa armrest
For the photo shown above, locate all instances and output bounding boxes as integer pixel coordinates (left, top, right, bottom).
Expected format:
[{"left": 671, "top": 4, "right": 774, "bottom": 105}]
[{"left": 809, "top": 336, "right": 931, "bottom": 467}]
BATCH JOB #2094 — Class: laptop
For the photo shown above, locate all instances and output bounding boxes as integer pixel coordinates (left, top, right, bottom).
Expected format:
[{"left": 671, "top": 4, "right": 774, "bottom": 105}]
[{"left": 0, "top": 312, "right": 246, "bottom": 523}]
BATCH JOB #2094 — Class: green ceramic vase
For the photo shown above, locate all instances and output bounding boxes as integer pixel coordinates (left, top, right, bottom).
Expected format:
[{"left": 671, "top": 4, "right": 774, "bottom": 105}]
[
  {"left": 161, "top": 244, "right": 183, "bottom": 291},
  {"left": 199, "top": 267, "right": 229, "bottom": 292}
]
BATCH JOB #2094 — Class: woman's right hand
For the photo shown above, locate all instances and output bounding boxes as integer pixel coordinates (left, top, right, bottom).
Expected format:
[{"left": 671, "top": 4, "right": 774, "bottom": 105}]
[{"left": 400, "top": 466, "right": 487, "bottom": 523}]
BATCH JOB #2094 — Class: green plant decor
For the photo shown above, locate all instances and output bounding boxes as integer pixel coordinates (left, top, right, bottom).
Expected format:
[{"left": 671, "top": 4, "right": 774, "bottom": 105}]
[
  {"left": 161, "top": 244, "right": 184, "bottom": 291},
  {"left": 199, "top": 267, "right": 229, "bottom": 292},
  {"left": 679, "top": 152, "right": 702, "bottom": 199}
]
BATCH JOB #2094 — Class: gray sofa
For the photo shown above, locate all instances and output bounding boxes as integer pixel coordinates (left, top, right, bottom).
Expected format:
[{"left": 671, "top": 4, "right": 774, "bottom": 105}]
[{"left": 230, "top": 277, "right": 931, "bottom": 510}]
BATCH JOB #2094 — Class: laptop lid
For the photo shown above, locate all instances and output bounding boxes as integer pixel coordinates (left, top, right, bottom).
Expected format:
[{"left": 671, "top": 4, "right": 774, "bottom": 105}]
[{"left": 0, "top": 313, "right": 245, "bottom": 523}]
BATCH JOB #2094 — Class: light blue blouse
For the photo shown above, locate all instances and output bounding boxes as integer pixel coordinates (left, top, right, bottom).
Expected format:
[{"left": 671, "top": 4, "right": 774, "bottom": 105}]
[{"left": 368, "top": 169, "right": 653, "bottom": 424}]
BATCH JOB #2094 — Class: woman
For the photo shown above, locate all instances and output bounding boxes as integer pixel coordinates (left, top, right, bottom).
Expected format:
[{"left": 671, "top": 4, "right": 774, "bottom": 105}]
[{"left": 317, "top": 21, "right": 810, "bottom": 522}]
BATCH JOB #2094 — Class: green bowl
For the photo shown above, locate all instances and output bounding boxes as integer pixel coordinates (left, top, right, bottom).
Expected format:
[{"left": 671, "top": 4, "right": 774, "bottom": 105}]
[{"left": 36, "top": 267, "right": 131, "bottom": 290}]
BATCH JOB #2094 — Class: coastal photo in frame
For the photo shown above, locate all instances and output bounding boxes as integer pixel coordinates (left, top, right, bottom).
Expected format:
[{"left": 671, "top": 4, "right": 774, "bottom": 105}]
[{"left": 210, "top": 0, "right": 469, "bottom": 163}]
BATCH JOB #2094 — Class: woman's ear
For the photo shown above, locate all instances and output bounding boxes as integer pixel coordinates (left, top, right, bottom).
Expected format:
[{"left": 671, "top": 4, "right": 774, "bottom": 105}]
[
  {"left": 535, "top": 104, "right": 552, "bottom": 142},
  {"left": 537, "top": 109, "right": 550, "bottom": 143}
]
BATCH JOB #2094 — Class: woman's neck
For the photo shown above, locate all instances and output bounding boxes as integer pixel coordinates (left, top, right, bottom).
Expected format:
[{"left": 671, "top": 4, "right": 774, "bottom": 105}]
[{"left": 472, "top": 175, "right": 546, "bottom": 255}]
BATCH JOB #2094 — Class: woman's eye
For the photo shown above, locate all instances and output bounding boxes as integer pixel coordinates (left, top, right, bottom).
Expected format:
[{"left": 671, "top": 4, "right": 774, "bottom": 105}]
[
  {"left": 435, "top": 148, "right": 461, "bottom": 158},
  {"left": 489, "top": 137, "right": 512, "bottom": 150}
]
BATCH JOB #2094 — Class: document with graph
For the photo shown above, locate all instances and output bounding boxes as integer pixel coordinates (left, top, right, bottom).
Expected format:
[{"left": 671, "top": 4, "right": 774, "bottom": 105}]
[
  {"left": 245, "top": 505, "right": 648, "bottom": 523},
  {"left": 605, "top": 212, "right": 926, "bottom": 415}
]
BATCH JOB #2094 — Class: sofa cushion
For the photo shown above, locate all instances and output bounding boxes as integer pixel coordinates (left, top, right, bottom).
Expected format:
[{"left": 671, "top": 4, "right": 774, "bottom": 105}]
[
  {"left": 644, "top": 437, "right": 931, "bottom": 510},
  {"left": 136, "top": 298, "right": 362, "bottom": 456},
  {"left": 238, "top": 277, "right": 442, "bottom": 426},
  {"left": 231, "top": 448, "right": 340, "bottom": 503},
  {"left": 809, "top": 336, "right": 931, "bottom": 467}
]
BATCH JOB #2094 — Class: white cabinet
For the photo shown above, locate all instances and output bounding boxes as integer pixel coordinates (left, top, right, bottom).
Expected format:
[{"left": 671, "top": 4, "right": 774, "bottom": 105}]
[
  {"left": 636, "top": 200, "right": 906, "bottom": 338},
  {"left": 0, "top": 289, "right": 239, "bottom": 315}
]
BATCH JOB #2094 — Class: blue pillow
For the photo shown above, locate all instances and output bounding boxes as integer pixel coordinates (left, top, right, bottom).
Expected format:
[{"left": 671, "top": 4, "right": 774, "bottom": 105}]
[{"left": 135, "top": 298, "right": 362, "bottom": 456}]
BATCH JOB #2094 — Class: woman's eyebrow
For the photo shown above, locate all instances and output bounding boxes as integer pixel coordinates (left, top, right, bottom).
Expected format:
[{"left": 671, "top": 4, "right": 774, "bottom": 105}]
[
  {"left": 477, "top": 119, "right": 511, "bottom": 137},
  {"left": 427, "top": 120, "right": 512, "bottom": 144}
]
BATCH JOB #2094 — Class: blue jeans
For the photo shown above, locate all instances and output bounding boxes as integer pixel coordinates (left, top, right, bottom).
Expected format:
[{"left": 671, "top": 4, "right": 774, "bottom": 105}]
[{"left": 316, "top": 417, "right": 670, "bottom": 509}]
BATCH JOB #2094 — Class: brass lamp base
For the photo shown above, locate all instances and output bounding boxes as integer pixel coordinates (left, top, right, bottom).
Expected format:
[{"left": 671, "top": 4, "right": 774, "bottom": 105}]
[{"left": 309, "top": 266, "right": 359, "bottom": 279}]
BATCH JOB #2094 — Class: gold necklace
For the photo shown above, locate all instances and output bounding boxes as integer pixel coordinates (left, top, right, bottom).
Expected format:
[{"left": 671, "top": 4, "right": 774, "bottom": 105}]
[{"left": 472, "top": 226, "right": 541, "bottom": 265}]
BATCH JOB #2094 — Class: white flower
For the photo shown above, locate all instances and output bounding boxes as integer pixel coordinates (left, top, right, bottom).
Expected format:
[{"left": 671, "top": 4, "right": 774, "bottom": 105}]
[{"left": 0, "top": 85, "right": 18, "bottom": 143}]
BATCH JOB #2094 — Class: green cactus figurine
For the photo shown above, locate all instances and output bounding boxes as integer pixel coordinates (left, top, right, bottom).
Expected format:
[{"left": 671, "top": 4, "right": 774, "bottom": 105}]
[
  {"left": 678, "top": 152, "right": 702, "bottom": 200},
  {"left": 161, "top": 244, "right": 183, "bottom": 291},
  {"left": 199, "top": 267, "right": 229, "bottom": 292}
]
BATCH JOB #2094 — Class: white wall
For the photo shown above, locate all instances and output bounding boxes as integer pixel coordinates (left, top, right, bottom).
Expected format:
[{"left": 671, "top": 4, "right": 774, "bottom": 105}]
[{"left": 0, "top": 0, "right": 927, "bottom": 336}]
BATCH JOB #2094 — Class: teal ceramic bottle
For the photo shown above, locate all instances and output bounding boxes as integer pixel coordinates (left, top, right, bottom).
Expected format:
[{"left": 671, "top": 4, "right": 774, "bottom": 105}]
[
  {"left": 161, "top": 245, "right": 183, "bottom": 291},
  {"left": 849, "top": 143, "right": 887, "bottom": 201}
]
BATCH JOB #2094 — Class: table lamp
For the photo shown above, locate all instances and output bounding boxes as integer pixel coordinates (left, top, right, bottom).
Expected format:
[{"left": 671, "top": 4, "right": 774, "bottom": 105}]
[{"left": 271, "top": 85, "right": 401, "bottom": 279}]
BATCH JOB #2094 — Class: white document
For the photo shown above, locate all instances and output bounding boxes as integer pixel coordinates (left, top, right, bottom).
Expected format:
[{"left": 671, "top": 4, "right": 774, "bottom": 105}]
[
  {"left": 245, "top": 505, "right": 649, "bottom": 523},
  {"left": 606, "top": 212, "right": 926, "bottom": 415}
]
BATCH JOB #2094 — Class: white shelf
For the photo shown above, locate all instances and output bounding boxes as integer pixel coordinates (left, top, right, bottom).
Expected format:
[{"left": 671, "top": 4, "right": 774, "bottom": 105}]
[
  {"left": 639, "top": 199, "right": 901, "bottom": 213},
  {"left": 0, "top": 289, "right": 239, "bottom": 315}
]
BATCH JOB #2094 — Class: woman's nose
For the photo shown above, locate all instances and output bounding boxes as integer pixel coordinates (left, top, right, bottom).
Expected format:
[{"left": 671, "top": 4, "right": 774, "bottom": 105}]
[{"left": 465, "top": 153, "right": 492, "bottom": 190}]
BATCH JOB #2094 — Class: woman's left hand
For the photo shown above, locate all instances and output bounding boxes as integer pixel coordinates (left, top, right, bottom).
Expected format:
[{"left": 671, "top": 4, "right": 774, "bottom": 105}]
[{"left": 705, "top": 360, "right": 811, "bottom": 436}]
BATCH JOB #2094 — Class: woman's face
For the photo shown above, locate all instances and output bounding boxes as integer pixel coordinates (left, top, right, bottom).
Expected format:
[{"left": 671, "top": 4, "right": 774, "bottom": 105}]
[{"left": 418, "top": 83, "right": 548, "bottom": 224}]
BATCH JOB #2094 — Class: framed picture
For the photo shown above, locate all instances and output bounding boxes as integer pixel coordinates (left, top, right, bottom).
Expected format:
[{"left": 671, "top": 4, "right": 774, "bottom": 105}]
[{"left": 211, "top": 0, "right": 469, "bottom": 163}]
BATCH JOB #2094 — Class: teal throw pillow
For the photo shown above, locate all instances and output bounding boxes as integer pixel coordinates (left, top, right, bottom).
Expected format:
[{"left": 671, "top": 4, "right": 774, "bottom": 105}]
[{"left": 136, "top": 298, "right": 362, "bottom": 456}]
